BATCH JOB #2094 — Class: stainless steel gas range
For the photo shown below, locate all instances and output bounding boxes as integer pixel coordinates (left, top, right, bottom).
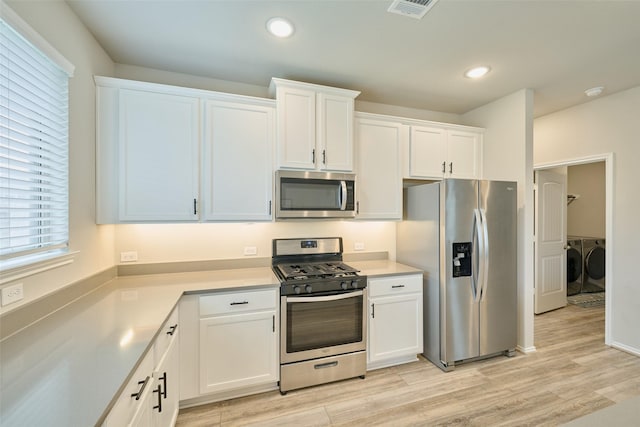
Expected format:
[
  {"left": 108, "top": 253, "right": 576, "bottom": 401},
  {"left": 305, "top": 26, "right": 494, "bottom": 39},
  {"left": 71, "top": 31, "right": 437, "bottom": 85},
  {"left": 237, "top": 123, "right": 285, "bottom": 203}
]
[{"left": 272, "top": 237, "right": 367, "bottom": 394}]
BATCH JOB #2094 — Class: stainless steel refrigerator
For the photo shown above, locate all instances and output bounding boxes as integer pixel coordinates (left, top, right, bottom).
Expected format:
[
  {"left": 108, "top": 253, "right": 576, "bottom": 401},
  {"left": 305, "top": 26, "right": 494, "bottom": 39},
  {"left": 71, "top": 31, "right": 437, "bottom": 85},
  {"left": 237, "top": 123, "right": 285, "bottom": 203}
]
[{"left": 397, "top": 179, "right": 517, "bottom": 371}]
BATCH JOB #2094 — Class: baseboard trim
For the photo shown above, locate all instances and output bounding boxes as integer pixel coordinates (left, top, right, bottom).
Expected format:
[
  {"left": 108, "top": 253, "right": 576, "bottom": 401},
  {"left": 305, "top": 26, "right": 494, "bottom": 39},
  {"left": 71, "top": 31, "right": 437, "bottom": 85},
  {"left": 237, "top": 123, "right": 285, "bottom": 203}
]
[
  {"left": 611, "top": 341, "right": 640, "bottom": 357},
  {"left": 517, "top": 344, "right": 537, "bottom": 354}
]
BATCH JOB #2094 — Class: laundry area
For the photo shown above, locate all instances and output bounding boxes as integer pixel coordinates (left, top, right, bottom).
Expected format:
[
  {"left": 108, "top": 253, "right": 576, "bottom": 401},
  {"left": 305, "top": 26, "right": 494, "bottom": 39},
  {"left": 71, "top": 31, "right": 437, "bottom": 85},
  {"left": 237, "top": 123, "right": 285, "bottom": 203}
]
[{"left": 565, "top": 162, "right": 606, "bottom": 307}]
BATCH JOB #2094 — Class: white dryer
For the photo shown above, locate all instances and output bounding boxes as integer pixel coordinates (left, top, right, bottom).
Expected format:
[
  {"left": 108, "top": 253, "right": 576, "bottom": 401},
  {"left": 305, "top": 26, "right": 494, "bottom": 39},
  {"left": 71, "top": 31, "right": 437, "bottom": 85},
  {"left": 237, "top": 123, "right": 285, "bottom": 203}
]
[
  {"left": 566, "top": 237, "right": 583, "bottom": 296},
  {"left": 582, "top": 238, "right": 605, "bottom": 292}
]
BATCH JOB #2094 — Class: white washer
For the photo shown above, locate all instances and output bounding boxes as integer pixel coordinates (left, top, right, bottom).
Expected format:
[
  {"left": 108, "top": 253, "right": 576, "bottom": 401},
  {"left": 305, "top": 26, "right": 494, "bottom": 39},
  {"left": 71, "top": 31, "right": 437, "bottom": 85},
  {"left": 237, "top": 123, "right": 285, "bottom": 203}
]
[
  {"left": 582, "top": 238, "right": 605, "bottom": 292},
  {"left": 566, "top": 237, "right": 583, "bottom": 296}
]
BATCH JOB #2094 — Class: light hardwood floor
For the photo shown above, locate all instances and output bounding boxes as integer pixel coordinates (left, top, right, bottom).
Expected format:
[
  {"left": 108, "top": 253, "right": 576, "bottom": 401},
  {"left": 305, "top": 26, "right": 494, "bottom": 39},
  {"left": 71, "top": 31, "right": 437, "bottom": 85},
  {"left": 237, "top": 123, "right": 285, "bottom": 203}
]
[{"left": 176, "top": 303, "right": 640, "bottom": 426}]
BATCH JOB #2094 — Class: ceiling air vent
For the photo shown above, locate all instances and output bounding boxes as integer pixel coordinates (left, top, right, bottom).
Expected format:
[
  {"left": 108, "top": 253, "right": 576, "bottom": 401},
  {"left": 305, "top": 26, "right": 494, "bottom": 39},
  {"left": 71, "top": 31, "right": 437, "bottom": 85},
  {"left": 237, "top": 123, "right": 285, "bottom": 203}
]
[{"left": 387, "top": 0, "right": 439, "bottom": 20}]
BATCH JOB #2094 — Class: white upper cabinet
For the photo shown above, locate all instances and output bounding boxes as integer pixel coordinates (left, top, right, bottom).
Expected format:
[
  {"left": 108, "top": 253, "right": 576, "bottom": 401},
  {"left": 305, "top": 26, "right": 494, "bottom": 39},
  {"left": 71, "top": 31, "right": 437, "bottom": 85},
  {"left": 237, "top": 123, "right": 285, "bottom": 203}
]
[
  {"left": 446, "top": 129, "right": 481, "bottom": 179},
  {"left": 95, "top": 76, "right": 275, "bottom": 223},
  {"left": 118, "top": 89, "right": 200, "bottom": 222},
  {"left": 270, "top": 78, "right": 359, "bottom": 172},
  {"left": 407, "top": 124, "right": 482, "bottom": 180},
  {"left": 355, "top": 114, "right": 403, "bottom": 220},
  {"left": 409, "top": 126, "right": 448, "bottom": 178},
  {"left": 203, "top": 99, "right": 274, "bottom": 221}
]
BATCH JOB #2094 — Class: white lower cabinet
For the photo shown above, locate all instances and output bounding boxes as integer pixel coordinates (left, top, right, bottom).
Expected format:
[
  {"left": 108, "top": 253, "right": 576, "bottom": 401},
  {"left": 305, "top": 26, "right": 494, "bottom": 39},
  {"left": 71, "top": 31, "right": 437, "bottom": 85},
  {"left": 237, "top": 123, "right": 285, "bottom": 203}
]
[
  {"left": 198, "top": 289, "right": 278, "bottom": 395},
  {"left": 104, "top": 307, "right": 179, "bottom": 427},
  {"left": 179, "top": 288, "right": 279, "bottom": 404},
  {"left": 367, "top": 274, "right": 423, "bottom": 370}
]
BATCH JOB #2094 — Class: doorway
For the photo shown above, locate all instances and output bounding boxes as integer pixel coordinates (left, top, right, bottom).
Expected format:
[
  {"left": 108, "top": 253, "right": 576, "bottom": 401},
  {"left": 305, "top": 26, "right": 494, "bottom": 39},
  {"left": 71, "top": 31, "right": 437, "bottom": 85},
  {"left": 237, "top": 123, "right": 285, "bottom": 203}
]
[{"left": 533, "top": 153, "right": 613, "bottom": 346}]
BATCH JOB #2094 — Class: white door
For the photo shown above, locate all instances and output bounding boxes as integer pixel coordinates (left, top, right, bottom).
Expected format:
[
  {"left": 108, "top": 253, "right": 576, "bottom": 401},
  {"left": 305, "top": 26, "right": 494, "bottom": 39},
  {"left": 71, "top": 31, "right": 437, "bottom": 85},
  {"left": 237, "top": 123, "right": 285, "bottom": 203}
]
[
  {"left": 534, "top": 170, "right": 567, "bottom": 314},
  {"left": 447, "top": 130, "right": 480, "bottom": 179},
  {"left": 409, "top": 126, "right": 447, "bottom": 178},
  {"left": 203, "top": 99, "right": 274, "bottom": 221},
  {"left": 355, "top": 117, "right": 402, "bottom": 220},
  {"left": 199, "top": 311, "right": 278, "bottom": 394},
  {"left": 317, "top": 93, "right": 354, "bottom": 171},
  {"left": 118, "top": 89, "right": 200, "bottom": 221}
]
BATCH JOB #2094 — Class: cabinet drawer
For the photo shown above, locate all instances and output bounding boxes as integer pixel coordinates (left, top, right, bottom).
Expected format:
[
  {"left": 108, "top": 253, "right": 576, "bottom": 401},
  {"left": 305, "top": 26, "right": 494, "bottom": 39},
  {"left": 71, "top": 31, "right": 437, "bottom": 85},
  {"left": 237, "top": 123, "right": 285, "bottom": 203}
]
[
  {"left": 368, "top": 274, "right": 422, "bottom": 297},
  {"left": 104, "top": 349, "right": 154, "bottom": 426},
  {"left": 153, "top": 306, "right": 179, "bottom": 368},
  {"left": 199, "top": 288, "right": 277, "bottom": 316}
]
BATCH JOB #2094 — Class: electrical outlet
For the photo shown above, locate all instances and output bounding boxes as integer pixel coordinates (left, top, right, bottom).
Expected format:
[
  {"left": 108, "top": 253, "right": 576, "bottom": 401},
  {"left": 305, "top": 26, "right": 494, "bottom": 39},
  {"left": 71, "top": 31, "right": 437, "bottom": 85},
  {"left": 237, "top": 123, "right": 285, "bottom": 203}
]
[
  {"left": 354, "top": 242, "right": 365, "bottom": 251},
  {"left": 243, "top": 246, "right": 257, "bottom": 256},
  {"left": 1, "top": 283, "right": 24, "bottom": 306},
  {"left": 120, "top": 251, "right": 138, "bottom": 262}
]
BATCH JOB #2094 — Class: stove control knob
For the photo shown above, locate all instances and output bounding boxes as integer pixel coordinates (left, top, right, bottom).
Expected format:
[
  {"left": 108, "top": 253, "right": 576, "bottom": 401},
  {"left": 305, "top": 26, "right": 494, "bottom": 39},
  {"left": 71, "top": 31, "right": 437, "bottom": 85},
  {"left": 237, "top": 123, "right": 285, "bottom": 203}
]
[
  {"left": 293, "top": 286, "right": 301, "bottom": 295},
  {"left": 351, "top": 280, "right": 359, "bottom": 289},
  {"left": 341, "top": 281, "right": 349, "bottom": 290},
  {"left": 305, "top": 285, "right": 313, "bottom": 294}
]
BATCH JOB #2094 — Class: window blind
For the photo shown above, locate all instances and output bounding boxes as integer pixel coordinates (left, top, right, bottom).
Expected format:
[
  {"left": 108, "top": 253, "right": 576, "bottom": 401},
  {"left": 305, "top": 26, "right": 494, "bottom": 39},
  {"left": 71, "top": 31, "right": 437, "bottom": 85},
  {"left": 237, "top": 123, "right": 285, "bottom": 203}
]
[{"left": 0, "top": 17, "right": 70, "bottom": 261}]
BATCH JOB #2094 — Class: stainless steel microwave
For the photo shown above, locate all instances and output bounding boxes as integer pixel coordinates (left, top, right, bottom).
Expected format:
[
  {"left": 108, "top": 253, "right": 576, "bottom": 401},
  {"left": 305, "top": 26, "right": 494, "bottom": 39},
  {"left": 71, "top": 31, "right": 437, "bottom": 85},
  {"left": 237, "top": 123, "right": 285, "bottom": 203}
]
[{"left": 275, "top": 170, "right": 356, "bottom": 219}]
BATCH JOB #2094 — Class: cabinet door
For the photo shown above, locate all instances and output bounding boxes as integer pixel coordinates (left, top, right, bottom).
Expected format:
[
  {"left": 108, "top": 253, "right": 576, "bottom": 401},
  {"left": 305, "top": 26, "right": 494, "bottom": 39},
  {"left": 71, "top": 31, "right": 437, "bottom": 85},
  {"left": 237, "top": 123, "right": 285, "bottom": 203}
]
[
  {"left": 199, "top": 311, "right": 278, "bottom": 394},
  {"left": 276, "top": 86, "right": 316, "bottom": 169},
  {"left": 203, "top": 100, "right": 274, "bottom": 221},
  {"left": 317, "top": 93, "right": 354, "bottom": 171},
  {"left": 355, "top": 118, "right": 402, "bottom": 220},
  {"left": 409, "top": 126, "right": 447, "bottom": 178},
  {"left": 368, "top": 293, "right": 422, "bottom": 364},
  {"left": 118, "top": 89, "right": 199, "bottom": 221},
  {"left": 447, "top": 130, "right": 480, "bottom": 179}
]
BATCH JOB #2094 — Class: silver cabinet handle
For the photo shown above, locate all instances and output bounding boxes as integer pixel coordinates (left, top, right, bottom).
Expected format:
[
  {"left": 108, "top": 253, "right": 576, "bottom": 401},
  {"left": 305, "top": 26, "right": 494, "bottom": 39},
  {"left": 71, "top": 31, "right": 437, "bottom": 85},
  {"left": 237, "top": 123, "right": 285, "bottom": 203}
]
[
  {"left": 230, "top": 301, "right": 249, "bottom": 306},
  {"left": 314, "top": 361, "right": 338, "bottom": 369},
  {"left": 391, "top": 285, "right": 405, "bottom": 289},
  {"left": 322, "top": 149, "right": 326, "bottom": 165},
  {"left": 442, "top": 161, "right": 446, "bottom": 174},
  {"left": 312, "top": 149, "right": 315, "bottom": 164},
  {"left": 449, "top": 162, "right": 453, "bottom": 174}
]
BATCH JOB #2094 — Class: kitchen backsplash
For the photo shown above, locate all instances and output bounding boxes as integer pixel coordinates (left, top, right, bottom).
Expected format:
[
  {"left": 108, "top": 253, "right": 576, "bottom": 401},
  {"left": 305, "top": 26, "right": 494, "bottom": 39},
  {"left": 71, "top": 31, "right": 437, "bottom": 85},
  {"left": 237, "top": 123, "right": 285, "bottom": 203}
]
[{"left": 114, "top": 221, "right": 397, "bottom": 264}]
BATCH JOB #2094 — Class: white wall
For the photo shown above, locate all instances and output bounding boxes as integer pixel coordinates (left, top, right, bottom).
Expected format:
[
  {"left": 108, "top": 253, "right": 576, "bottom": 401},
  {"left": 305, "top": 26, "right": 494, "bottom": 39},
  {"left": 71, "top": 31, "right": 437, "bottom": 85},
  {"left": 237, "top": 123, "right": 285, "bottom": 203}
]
[
  {"left": 114, "top": 63, "right": 462, "bottom": 125},
  {"left": 462, "top": 89, "right": 536, "bottom": 352},
  {"left": 535, "top": 86, "right": 640, "bottom": 355},
  {"left": 567, "top": 162, "right": 606, "bottom": 238},
  {"left": 1, "top": 1, "right": 115, "bottom": 314}
]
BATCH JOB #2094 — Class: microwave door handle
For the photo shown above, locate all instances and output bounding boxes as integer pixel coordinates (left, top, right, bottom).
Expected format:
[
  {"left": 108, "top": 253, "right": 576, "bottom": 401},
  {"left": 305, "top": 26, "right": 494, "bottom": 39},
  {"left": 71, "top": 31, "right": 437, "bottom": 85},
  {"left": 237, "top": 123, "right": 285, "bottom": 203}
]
[{"left": 340, "top": 180, "right": 347, "bottom": 211}]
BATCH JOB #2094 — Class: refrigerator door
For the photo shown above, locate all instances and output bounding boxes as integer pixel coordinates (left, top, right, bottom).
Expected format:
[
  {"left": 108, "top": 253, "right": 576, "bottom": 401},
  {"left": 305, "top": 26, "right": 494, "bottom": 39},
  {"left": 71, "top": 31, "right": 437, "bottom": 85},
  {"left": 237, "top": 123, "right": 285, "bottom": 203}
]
[
  {"left": 478, "top": 180, "right": 518, "bottom": 356},
  {"left": 442, "top": 179, "right": 480, "bottom": 363}
]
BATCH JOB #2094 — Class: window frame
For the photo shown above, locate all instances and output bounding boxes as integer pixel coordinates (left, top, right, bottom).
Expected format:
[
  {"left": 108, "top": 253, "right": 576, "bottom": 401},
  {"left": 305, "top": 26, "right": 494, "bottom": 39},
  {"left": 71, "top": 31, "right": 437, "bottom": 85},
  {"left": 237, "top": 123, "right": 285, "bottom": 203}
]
[{"left": 1, "top": 3, "right": 75, "bottom": 280}]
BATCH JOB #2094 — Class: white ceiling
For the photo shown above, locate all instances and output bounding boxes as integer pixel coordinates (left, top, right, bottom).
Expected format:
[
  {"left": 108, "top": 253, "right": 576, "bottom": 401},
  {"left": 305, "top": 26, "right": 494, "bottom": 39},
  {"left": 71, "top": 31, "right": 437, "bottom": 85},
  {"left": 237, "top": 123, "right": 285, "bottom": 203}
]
[{"left": 66, "top": 0, "right": 640, "bottom": 117}]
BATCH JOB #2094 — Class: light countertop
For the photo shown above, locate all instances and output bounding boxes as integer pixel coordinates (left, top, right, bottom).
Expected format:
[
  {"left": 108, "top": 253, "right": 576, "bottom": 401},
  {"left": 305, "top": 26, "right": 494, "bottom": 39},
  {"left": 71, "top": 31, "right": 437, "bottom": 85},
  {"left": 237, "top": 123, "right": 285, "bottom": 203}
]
[
  {"left": 350, "top": 259, "right": 423, "bottom": 277},
  {"left": 0, "top": 261, "right": 419, "bottom": 426},
  {"left": 0, "top": 267, "right": 278, "bottom": 427}
]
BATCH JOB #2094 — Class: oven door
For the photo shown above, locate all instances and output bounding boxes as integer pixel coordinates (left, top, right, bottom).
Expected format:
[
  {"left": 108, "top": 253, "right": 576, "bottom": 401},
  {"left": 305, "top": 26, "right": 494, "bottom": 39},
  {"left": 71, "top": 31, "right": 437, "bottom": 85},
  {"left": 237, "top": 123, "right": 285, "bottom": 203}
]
[{"left": 281, "top": 289, "right": 366, "bottom": 364}]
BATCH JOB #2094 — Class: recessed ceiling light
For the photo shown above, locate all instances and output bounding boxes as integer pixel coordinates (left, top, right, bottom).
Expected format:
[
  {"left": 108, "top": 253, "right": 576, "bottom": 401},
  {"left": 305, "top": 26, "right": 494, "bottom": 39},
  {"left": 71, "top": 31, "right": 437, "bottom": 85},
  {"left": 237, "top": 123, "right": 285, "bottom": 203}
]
[
  {"left": 464, "top": 66, "right": 491, "bottom": 79},
  {"left": 585, "top": 86, "right": 604, "bottom": 97},
  {"left": 266, "top": 17, "right": 294, "bottom": 38}
]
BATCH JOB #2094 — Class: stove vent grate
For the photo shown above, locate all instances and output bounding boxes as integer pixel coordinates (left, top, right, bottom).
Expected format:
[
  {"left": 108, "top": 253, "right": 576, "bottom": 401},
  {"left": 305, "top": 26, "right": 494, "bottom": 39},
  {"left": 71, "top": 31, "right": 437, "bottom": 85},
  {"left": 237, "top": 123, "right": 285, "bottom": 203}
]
[{"left": 387, "top": 0, "right": 439, "bottom": 20}]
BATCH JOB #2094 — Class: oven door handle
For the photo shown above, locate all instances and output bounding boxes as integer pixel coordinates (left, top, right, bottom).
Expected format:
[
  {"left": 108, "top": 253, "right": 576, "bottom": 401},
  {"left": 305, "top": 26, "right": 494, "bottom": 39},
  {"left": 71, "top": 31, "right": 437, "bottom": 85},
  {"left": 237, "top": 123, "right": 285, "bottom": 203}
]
[{"left": 287, "top": 290, "right": 363, "bottom": 303}]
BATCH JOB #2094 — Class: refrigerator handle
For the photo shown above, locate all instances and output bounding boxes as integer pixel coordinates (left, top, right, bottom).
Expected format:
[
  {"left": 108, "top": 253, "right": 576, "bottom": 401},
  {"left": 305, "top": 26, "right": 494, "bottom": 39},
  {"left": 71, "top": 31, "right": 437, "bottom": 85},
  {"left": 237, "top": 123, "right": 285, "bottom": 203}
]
[
  {"left": 473, "top": 209, "right": 485, "bottom": 303},
  {"left": 479, "top": 208, "right": 490, "bottom": 300}
]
